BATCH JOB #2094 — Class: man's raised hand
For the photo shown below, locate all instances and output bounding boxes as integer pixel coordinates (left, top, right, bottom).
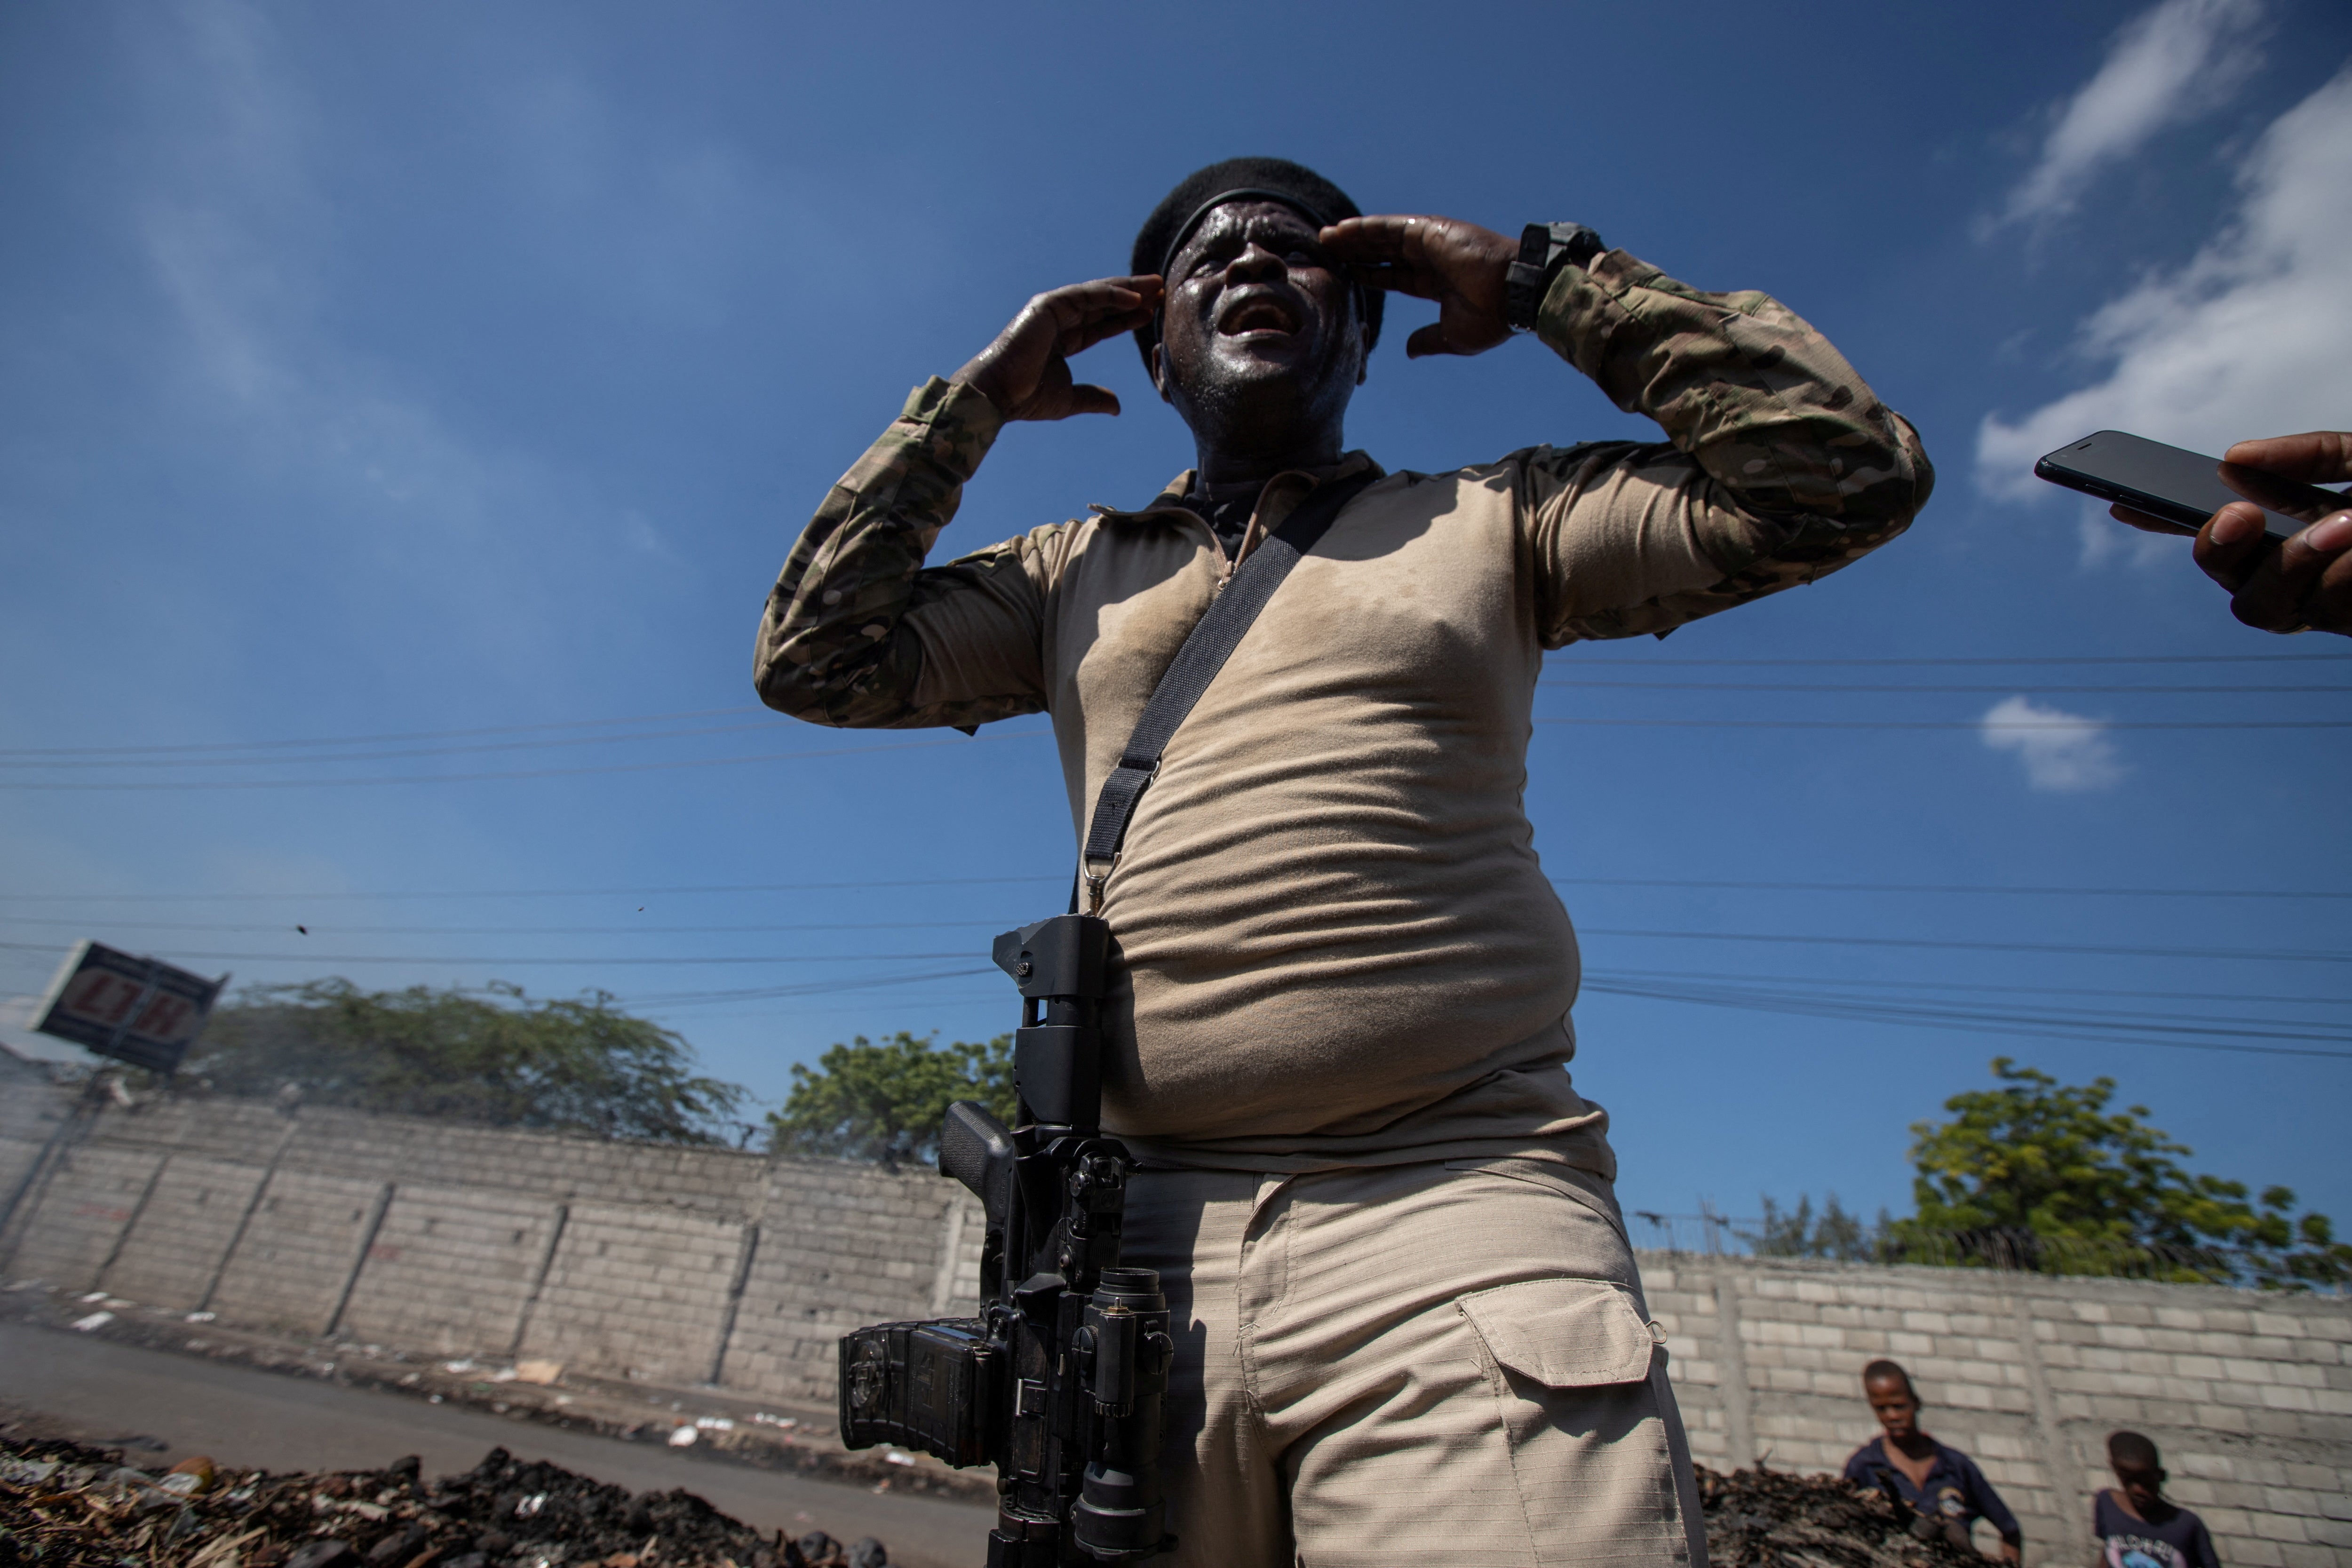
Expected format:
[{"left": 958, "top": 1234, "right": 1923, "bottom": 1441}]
[
  {"left": 953, "top": 277, "right": 1162, "bottom": 422},
  {"left": 1320, "top": 215, "right": 1519, "bottom": 359}
]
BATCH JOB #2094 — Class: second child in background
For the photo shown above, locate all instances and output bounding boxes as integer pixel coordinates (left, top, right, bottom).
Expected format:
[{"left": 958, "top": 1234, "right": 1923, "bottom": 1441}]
[{"left": 2095, "top": 1432, "right": 2219, "bottom": 1568}]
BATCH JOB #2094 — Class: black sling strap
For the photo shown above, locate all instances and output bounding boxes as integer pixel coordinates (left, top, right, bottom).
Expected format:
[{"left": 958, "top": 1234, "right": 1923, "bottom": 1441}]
[{"left": 1076, "top": 468, "right": 1378, "bottom": 915}]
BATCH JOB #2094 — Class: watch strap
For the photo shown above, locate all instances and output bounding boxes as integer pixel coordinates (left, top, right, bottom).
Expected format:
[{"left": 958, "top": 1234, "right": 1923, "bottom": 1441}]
[{"left": 1504, "top": 222, "right": 1605, "bottom": 332}]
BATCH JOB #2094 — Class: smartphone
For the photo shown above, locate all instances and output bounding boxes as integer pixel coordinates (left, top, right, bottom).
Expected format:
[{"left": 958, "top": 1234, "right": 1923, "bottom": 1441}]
[{"left": 2034, "top": 430, "right": 2349, "bottom": 542}]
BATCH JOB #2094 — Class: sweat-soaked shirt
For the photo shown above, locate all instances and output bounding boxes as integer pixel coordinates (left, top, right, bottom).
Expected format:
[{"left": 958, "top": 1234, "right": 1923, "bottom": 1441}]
[{"left": 755, "top": 249, "right": 1933, "bottom": 1173}]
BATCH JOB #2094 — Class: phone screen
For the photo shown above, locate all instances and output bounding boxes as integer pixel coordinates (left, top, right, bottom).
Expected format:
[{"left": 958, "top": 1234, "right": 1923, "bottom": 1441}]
[{"left": 2035, "top": 430, "right": 2348, "bottom": 539}]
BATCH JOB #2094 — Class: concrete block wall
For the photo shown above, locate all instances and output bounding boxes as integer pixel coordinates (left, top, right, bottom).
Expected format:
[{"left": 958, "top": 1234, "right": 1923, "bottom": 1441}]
[
  {"left": 3, "top": 1091, "right": 2344, "bottom": 1567},
  {"left": 0, "top": 1093, "right": 980, "bottom": 1411},
  {"left": 206, "top": 1170, "right": 390, "bottom": 1333}
]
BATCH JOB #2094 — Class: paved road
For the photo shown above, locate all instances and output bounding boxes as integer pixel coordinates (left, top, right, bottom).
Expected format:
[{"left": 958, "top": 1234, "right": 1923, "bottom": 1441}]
[{"left": 0, "top": 1321, "right": 988, "bottom": 1568}]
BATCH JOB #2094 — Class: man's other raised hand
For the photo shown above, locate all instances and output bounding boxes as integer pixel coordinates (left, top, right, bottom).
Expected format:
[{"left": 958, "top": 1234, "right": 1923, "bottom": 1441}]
[
  {"left": 954, "top": 277, "right": 1163, "bottom": 422},
  {"left": 1320, "top": 215, "right": 1518, "bottom": 359},
  {"left": 2112, "top": 430, "right": 2352, "bottom": 636}
]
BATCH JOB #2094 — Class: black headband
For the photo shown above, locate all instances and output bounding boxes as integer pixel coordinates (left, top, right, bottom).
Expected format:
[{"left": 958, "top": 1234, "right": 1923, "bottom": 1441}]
[{"left": 1157, "top": 187, "right": 1331, "bottom": 279}]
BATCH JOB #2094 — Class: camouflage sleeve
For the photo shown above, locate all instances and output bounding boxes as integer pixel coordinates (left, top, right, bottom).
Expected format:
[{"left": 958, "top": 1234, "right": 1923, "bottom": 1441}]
[
  {"left": 755, "top": 377, "right": 1055, "bottom": 730},
  {"left": 1521, "top": 249, "right": 1934, "bottom": 644}
]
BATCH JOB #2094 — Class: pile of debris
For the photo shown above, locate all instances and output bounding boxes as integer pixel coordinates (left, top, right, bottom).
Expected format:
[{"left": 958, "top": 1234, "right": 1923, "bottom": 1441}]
[
  {"left": 1700, "top": 1464, "right": 1993, "bottom": 1568},
  {"left": 0, "top": 1438, "right": 886, "bottom": 1568}
]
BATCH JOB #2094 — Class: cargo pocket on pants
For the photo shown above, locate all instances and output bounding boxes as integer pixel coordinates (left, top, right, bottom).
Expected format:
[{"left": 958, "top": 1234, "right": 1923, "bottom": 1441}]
[
  {"left": 1457, "top": 1276, "right": 1660, "bottom": 1389},
  {"left": 1457, "top": 1278, "right": 1692, "bottom": 1566}
]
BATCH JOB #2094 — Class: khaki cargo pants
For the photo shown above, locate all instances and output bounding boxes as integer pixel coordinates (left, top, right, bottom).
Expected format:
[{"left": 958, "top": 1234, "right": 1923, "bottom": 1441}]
[{"left": 1120, "top": 1158, "right": 1707, "bottom": 1568}]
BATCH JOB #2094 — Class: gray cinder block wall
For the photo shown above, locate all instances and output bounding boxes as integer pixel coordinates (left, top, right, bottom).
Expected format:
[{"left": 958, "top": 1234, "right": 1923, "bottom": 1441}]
[{"left": 1, "top": 1081, "right": 2344, "bottom": 1568}]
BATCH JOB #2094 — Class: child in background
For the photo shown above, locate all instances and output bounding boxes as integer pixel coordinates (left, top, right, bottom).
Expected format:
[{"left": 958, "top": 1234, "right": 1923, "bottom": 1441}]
[
  {"left": 1843, "top": 1359, "right": 2023, "bottom": 1561},
  {"left": 2095, "top": 1431, "right": 2218, "bottom": 1568}
]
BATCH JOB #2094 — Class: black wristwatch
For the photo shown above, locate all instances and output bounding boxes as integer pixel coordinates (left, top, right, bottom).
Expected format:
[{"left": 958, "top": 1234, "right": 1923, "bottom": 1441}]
[{"left": 1504, "top": 222, "right": 1605, "bottom": 332}]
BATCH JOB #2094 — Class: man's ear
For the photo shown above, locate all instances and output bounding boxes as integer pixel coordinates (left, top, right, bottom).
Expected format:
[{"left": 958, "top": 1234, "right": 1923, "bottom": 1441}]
[{"left": 1151, "top": 341, "right": 1171, "bottom": 404}]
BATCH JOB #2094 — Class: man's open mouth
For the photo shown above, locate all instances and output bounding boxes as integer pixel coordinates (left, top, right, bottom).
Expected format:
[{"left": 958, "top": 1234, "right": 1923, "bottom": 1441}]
[{"left": 1217, "top": 294, "right": 1303, "bottom": 338}]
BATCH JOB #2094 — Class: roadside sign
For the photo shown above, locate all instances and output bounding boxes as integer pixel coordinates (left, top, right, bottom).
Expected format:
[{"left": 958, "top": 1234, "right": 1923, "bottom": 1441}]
[{"left": 30, "top": 941, "right": 230, "bottom": 1075}]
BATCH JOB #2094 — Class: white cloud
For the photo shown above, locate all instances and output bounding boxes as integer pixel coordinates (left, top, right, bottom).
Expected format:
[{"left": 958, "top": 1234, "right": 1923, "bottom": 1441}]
[
  {"left": 1991, "top": 0, "right": 2266, "bottom": 231},
  {"left": 1976, "top": 63, "right": 2352, "bottom": 532},
  {"left": 1980, "top": 696, "right": 2125, "bottom": 792}
]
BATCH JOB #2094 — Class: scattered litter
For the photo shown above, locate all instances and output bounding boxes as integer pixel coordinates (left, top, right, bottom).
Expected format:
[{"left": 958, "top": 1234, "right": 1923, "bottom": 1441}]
[
  {"left": 165, "top": 1456, "right": 218, "bottom": 1494},
  {"left": 881, "top": 1451, "right": 914, "bottom": 1467},
  {"left": 489, "top": 1368, "right": 519, "bottom": 1384},
  {"left": 443, "top": 1359, "right": 477, "bottom": 1374},
  {"left": 751, "top": 1413, "right": 797, "bottom": 1428},
  {"left": 666, "top": 1427, "right": 699, "bottom": 1448},
  {"left": 184, "top": 1311, "right": 216, "bottom": 1323},
  {"left": 185, "top": 1339, "right": 209, "bottom": 1350},
  {"left": 0, "top": 1436, "right": 882, "bottom": 1568},
  {"left": 69, "top": 1312, "right": 114, "bottom": 1332},
  {"left": 692, "top": 1417, "right": 733, "bottom": 1432},
  {"left": 101, "top": 1298, "right": 134, "bottom": 1310},
  {"left": 286, "top": 1540, "right": 357, "bottom": 1568},
  {"left": 78, "top": 1292, "right": 107, "bottom": 1303},
  {"left": 512, "top": 1359, "right": 564, "bottom": 1385}
]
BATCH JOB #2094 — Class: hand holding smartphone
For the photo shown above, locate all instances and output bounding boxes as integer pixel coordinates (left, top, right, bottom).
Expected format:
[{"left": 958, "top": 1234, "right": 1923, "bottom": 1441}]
[
  {"left": 2035, "top": 428, "right": 2352, "bottom": 636},
  {"left": 2035, "top": 430, "right": 2349, "bottom": 541}
]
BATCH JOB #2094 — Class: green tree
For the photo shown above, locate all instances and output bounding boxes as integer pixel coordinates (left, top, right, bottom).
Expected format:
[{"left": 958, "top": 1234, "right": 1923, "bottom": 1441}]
[
  {"left": 1887, "top": 1057, "right": 2351, "bottom": 1289},
  {"left": 768, "top": 1031, "right": 1014, "bottom": 1168},
  {"left": 1748, "top": 1193, "right": 1882, "bottom": 1261},
  {"left": 186, "top": 978, "right": 747, "bottom": 1144}
]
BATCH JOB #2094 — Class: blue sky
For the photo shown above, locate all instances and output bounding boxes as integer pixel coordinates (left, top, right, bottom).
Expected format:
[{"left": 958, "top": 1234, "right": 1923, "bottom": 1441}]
[{"left": 3, "top": 0, "right": 2347, "bottom": 1236}]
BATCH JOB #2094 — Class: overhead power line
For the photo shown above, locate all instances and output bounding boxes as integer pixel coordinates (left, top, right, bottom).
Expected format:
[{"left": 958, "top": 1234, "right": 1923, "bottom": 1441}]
[
  {"left": 8, "top": 660, "right": 2340, "bottom": 761},
  {"left": 1557, "top": 876, "right": 2351, "bottom": 900},
  {"left": 1558, "top": 654, "right": 2352, "bottom": 666},
  {"left": 1579, "top": 977, "right": 2352, "bottom": 1060},
  {"left": 2, "top": 873, "right": 2342, "bottom": 903},
  {"left": 1573, "top": 928, "right": 2349, "bottom": 963},
  {"left": 8, "top": 689, "right": 2334, "bottom": 772},
  {"left": 0, "top": 707, "right": 768, "bottom": 759},
  {"left": 6, "top": 714, "right": 2344, "bottom": 791},
  {"left": 0, "top": 915, "right": 1009, "bottom": 937},
  {"left": 0, "top": 732, "right": 1032, "bottom": 790},
  {"left": 0, "top": 877, "right": 1066, "bottom": 904},
  {"left": 1534, "top": 717, "right": 2347, "bottom": 730},
  {"left": 1536, "top": 680, "right": 2351, "bottom": 694},
  {"left": 1590, "top": 965, "right": 2352, "bottom": 1008},
  {"left": 0, "top": 941, "right": 971, "bottom": 967},
  {"left": 4, "top": 928, "right": 2342, "bottom": 966},
  {"left": 0, "top": 720, "right": 788, "bottom": 771}
]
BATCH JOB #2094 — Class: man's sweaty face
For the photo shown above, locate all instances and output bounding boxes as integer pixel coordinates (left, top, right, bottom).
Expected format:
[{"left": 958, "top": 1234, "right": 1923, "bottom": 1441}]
[{"left": 1159, "top": 200, "right": 1359, "bottom": 404}]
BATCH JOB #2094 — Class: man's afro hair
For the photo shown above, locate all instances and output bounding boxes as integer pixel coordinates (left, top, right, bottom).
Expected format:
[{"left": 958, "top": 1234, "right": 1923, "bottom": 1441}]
[{"left": 1128, "top": 156, "right": 1382, "bottom": 368}]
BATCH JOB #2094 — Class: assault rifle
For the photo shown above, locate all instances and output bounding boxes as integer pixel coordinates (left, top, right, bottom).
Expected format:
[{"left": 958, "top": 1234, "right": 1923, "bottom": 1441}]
[{"left": 836, "top": 913, "right": 1175, "bottom": 1567}]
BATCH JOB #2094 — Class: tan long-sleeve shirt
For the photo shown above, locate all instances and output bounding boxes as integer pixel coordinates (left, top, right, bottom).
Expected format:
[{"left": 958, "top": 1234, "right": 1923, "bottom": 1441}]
[{"left": 757, "top": 250, "right": 1933, "bottom": 1173}]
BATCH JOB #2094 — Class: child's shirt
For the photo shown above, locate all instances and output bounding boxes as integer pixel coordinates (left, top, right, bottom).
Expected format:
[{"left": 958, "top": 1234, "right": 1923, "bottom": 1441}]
[
  {"left": 2095, "top": 1489, "right": 2219, "bottom": 1568},
  {"left": 1843, "top": 1436, "right": 2023, "bottom": 1543}
]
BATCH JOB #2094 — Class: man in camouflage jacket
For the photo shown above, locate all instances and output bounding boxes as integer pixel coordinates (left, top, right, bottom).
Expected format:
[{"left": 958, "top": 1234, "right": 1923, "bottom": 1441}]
[{"left": 758, "top": 157, "right": 1933, "bottom": 1568}]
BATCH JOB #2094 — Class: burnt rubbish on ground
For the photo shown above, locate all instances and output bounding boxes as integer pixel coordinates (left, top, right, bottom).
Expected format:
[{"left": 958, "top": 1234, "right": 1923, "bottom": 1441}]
[
  {"left": 0, "top": 1436, "right": 888, "bottom": 1568},
  {"left": 5, "top": 1429, "right": 2005, "bottom": 1568},
  {"left": 1702, "top": 1464, "right": 1997, "bottom": 1568}
]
